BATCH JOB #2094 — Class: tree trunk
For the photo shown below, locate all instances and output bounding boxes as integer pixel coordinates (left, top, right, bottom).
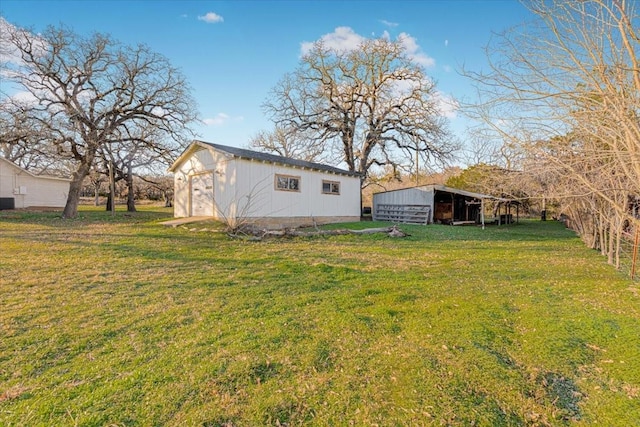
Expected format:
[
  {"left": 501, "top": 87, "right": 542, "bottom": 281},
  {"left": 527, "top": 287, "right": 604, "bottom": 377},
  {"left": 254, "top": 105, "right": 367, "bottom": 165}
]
[
  {"left": 164, "top": 191, "right": 173, "bottom": 208},
  {"left": 608, "top": 220, "right": 615, "bottom": 265},
  {"left": 126, "top": 163, "right": 136, "bottom": 212},
  {"left": 93, "top": 182, "right": 101, "bottom": 206},
  {"left": 615, "top": 219, "right": 622, "bottom": 269},
  {"left": 106, "top": 193, "right": 113, "bottom": 212},
  {"left": 126, "top": 184, "right": 136, "bottom": 212},
  {"left": 62, "top": 157, "right": 94, "bottom": 218}
]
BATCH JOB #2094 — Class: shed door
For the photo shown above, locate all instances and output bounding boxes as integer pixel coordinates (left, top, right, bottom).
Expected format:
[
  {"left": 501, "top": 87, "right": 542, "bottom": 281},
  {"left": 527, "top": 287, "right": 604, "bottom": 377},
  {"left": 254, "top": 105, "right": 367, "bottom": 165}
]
[{"left": 190, "top": 172, "right": 214, "bottom": 217}]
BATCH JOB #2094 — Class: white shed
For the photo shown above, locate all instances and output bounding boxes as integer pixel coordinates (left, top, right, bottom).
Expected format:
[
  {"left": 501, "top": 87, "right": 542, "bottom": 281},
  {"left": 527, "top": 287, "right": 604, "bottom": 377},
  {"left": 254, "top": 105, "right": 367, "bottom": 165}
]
[
  {"left": 0, "top": 157, "right": 71, "bottom": 210},
  {"left": 168, "top": 141, "right": 362, "bottom": 228}
]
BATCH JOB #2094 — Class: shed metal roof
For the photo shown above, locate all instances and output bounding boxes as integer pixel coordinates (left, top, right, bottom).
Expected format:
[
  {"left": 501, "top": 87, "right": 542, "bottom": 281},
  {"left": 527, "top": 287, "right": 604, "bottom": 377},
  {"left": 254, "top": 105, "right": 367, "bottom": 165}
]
[{"left": 169, "top": 140, "right": 360, "bottom": 177}]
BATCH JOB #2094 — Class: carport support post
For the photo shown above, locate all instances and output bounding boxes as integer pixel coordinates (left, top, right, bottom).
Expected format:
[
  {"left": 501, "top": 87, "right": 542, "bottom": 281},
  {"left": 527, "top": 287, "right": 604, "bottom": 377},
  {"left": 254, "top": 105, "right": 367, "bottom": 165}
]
[
  {"left": 481, "top": 198, "right": 485, "bottom": 229},
  {"left": 451, "top": 193, "right": 455, "bottom": 224}
]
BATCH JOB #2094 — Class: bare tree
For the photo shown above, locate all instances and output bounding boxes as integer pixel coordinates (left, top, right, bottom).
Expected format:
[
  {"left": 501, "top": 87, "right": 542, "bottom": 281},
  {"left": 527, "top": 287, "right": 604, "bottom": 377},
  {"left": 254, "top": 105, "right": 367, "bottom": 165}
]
[
  {"left": 263, "top": 37, "right": 456, "bottom": 184},
  {"left": 249, "top": 125, "right": 333, "bottom": 163},
  {"left": 1, "top": 20, "right": 197, "bottom": 218},
  {"left": 0, "top": 100, "right": 72, "bottom": 174},
  {"left": 463, "top": 0, "right": 639, "bottom": 269},
  {"left": 96, "top": 123, "right": 186, "bottom": 212},
  {"left": 87, "top": 169, "right": 105, "bottom": 206},
  {"left": 135, "top": 174, "right": 174, "bottom": 207}
]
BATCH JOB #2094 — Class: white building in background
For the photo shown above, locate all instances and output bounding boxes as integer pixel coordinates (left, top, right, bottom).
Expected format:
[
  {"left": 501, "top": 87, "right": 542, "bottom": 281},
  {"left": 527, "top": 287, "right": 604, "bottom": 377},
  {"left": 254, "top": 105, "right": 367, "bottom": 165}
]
[{"left": 0, "top": 157, "right": 70, "bottom": 209}]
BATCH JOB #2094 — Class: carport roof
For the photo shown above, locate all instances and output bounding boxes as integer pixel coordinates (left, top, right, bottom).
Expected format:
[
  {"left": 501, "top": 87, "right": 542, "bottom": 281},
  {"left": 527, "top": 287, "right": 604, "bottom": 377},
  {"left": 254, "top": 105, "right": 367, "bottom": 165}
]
[{"left": 374, "top": 184, "right": 508, "bottom": 201}]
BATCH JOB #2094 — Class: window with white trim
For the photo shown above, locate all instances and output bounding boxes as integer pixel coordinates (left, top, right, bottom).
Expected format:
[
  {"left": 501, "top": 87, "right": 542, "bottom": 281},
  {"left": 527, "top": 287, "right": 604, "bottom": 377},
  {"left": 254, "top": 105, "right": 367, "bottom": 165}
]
[
  {"left": 275, "top": 174, "right": 300, "bottom": 192},
  {"left": 322, "top": 180, "right": 340, "bottom": 195}
]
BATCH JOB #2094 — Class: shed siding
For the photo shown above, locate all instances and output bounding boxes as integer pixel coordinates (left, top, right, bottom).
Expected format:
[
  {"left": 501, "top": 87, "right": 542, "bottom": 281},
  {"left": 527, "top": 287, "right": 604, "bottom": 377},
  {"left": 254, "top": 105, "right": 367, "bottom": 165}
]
[
  {"left": 172, "top": 147, "right": 221, "bottom": 218},
  {"left": 230, "top": 159, "right": 360, "bottom": 219},
  {"left": 171, "top": 145, "right": 361, "bottom": 225}
]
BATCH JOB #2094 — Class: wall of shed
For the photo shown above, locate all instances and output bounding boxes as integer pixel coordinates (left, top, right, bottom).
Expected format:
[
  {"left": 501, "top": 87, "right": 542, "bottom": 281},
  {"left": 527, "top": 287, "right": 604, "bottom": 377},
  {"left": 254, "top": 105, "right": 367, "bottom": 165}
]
[
  {"left": 373, "top": 188, "right": 435, "bottom": 222},
  {"left": 172, "top": 147, "right": 218, "bottom": 218},
  {"left": 0, "top": 160, "right": 69, "bottom": 208},
  {"left": 172, "top": 147, "right": 361, "bottom": 226}
]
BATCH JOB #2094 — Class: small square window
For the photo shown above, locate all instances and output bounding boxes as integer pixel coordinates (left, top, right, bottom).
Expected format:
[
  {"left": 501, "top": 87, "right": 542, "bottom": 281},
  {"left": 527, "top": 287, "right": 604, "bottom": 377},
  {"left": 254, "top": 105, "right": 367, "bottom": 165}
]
[
  {"left": 276, "top": 176, "right": 288, "bottom": 189},
  {"left": 275, "top": 174, "right": 301, "bottom": 192},
  {"left": 322, "top": 180, "right": 340, "bottom": 195}
]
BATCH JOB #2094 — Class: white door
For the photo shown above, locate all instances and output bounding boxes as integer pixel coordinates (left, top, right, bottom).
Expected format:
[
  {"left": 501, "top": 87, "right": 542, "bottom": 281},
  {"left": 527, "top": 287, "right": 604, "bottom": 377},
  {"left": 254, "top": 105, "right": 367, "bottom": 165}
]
[{"left": 190, "top": 173, "right": 214, "bottom": 217}]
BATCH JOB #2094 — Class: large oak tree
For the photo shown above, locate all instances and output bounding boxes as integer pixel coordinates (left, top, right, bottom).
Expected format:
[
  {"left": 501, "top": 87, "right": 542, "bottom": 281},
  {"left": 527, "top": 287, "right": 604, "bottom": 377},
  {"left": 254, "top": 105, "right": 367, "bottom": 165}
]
[
  {"left": 1, "top": 20, "right": 197, "bottom": 218},
  {"left": 262, "top": 36, "right": 456, "bottom": 184}
]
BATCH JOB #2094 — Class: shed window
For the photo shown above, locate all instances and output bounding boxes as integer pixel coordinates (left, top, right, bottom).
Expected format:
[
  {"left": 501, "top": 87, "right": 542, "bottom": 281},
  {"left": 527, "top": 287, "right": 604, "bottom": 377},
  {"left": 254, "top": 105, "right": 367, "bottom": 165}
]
[
  {"left": 275, "top": 174, "right": 300, "bottom": 192},
  {"left": 322, "top": 180, "right": 340, "bottom": 195}
]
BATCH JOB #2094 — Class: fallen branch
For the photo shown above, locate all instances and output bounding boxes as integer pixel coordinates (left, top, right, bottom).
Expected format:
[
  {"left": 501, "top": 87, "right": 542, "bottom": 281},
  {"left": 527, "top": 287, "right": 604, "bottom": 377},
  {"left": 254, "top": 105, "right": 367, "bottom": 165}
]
[{"left": 227, "top": 225, "right": 409, "bottom": 240}]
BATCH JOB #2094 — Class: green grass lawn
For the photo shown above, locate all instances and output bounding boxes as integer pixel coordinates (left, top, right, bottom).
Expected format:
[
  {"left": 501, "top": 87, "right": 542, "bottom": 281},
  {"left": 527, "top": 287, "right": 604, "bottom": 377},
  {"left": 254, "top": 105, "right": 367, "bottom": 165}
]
[{"left": 1, "top": 208, "right": 638, "bottom": 426}]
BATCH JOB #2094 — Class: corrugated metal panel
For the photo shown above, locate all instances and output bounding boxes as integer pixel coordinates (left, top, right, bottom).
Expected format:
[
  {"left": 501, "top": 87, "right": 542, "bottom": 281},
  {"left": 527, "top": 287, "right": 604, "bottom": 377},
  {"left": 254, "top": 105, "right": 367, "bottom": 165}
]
[{"left": 374, "top": 184, "right": 494, "bottom": 200}]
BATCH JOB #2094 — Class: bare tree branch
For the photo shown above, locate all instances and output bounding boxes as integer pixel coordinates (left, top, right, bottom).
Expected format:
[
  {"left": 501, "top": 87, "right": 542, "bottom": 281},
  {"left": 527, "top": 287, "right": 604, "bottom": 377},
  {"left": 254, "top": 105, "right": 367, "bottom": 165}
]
[
  {"left": 462, "top": 0, "right": 640, "bottom": 269},
  {"left": 263, "top": 37, "right": 457, "bottom": 184},
  {"left": 1, "top": 21, "right": 198, "bottom": 218}
]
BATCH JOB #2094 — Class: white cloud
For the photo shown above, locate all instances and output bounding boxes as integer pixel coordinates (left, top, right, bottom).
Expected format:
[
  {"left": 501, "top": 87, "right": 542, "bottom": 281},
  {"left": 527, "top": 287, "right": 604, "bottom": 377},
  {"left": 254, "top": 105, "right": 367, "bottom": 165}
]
[
  {"left": 397, "top": 32, "right": 435, "bottom": 68},
  {"left": 390, "top": 77, "right": 421, "bottom": 96},
  {"left": 444, "top": 39, "right": 449, "bottom": 47},
  {"left": 197, "top": 12, "right": 224, "bottom": 24},
  {"left": 301, "top": 27, "right": 435, "bottom": 69},
  {"left": 151, "top": 106, "right": 167, "bottom": 117},
  {"left": 301, "top": 26, "right": 365, "bottom": 55},
  {"left": 433, "top": 91, "right": 458, "bottom": 119},
  {"left": 380, "top": 19, "right": 399, "bottom": 28},
  {"left": 0, "top": 17, "right": 50, "bottom": 94},
  {"left": 0, "top": 90, "right": 38, "bottom": 108},
  {"left": 203, "top": 113, "right": 229, "bottom": 126},
  {"left": 202, "top": 113, "right": 243, "bottom": 127},
  {"left": 0, "top": 17, "right": 47, "bottom": 67}
]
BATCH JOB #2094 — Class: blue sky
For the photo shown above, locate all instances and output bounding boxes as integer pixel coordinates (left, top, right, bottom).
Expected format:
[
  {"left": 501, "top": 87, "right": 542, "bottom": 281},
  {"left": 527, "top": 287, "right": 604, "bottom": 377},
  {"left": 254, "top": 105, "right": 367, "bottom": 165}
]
[{"left": 0, "top": 0, "right": 532, "bottom": 154}]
